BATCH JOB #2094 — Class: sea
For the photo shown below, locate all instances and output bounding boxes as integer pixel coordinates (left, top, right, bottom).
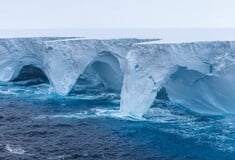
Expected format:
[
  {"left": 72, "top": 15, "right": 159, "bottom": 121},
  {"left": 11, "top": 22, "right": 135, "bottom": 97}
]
[{"left": 0, "top": 78, "right": 235, "bottom": 160}]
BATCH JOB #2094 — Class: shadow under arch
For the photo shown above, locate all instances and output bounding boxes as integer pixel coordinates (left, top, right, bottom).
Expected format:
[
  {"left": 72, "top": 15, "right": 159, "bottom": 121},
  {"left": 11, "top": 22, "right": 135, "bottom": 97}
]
[
  {"left": 11, "top": 65, "right": 49, "bottom": 85},
  {"left": 71, "top": 51, "right": 124, "bottom": 95}
]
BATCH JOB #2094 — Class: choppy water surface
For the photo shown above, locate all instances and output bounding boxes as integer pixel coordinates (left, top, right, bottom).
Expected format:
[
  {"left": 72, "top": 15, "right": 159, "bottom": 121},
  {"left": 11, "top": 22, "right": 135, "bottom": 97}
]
[{"left": 0, "top": 81, "right": 235, "bottom": 160}]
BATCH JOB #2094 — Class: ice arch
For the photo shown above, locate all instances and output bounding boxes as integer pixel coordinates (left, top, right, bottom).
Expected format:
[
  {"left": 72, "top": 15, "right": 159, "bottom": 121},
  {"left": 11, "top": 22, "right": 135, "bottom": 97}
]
[
  {"left": 120, "top": 42, "right": 235, "bottom": 117},
  {"left": 90, "top": 51, "right": 124, "bottom": 92},
  {"left": 0, "top": 56, "right": 46, "bottom": 82},
  {"left": 0, "top": 38, "right": 180, "bottom": 97},
  {"left": 11, "top": 65, "right": 49, "bottom": 85},
  {"left": 1, "top": 38, "right": 235, "bottom": 118},
  {"left": 70, "top": 51, "right": 124, "bottom": 94}
]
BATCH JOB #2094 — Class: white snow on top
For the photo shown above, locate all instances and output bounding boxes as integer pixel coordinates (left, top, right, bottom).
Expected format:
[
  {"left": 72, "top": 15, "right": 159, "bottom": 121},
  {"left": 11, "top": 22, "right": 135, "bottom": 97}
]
[
  {"left": 1, "top": 29, "right": 235, "bottom": 43},
  {"left": 44, "top": 38, "right": 83, "bottom": 43}
]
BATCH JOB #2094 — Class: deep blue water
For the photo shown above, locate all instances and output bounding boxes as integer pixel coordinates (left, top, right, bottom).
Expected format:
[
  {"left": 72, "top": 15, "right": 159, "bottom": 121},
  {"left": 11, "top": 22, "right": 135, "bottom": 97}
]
[{"left": 0, "top": 81, "right": 235, "bottom": 160}]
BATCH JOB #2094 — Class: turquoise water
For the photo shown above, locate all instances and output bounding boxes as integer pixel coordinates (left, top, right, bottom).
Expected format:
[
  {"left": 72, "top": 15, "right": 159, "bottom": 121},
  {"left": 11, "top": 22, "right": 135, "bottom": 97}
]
[{"left": 0, "top": 81, "right": 235, "bottom": 160}]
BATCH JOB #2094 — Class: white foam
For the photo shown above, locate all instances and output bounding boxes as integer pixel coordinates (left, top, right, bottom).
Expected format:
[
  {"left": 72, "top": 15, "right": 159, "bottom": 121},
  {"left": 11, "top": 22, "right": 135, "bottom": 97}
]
[
  {"left": 35, "top": 107, "right": 144, "bottom": 121},
  {"left": 5, "top": 144, "right": 25, "bottom": 155}
]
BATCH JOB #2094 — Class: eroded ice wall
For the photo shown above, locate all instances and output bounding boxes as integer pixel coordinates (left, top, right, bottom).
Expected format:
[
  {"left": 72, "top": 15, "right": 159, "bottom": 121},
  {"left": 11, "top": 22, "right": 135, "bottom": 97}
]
[
  {"left": 43, "top": 38, "right": 151, "bottom": 94},
  {"left": 0, "top": 38, "right": 235, "bottom": 117},
  {"left": 120, "top": 41, "right": 235, "bottom": 117},
  {"left": 0, "top": 38, "right": 152, "bottom": 95}
]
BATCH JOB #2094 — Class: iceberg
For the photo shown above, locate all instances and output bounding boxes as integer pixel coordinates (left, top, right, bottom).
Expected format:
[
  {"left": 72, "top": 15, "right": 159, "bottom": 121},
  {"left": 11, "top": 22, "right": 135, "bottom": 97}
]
[
  {"left": 120, "top": 42, "right": 235, "bottom": 117},
  {"left": 0, "top": 38, "right": 235, "bottom": 117}
]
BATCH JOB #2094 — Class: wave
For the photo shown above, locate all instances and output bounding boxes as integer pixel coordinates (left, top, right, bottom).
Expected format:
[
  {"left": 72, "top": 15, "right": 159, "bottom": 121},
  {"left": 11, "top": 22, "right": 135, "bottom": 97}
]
[
  {"left": 5, "top": 144, "right": 25, "bottom": 155},
  {"left": 33, "top": 103, "right": 235, "bottom": 152}
]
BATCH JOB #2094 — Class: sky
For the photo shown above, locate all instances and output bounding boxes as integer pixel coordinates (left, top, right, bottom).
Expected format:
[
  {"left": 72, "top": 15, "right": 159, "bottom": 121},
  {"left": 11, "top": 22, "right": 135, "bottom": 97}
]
[{"left": 0, "top": 0, "right": 235, "bottom": 29}]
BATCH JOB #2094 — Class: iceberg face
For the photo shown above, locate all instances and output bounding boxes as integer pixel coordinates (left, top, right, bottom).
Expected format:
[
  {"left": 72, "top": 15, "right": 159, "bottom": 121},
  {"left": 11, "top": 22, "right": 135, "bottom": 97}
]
[
  {"left": 164, "top": 66, "right": 235, "bottom": 114},
  {"left": 0, "top": 39, "right": 45, "bottom": 81},
  {"left": 0, "top": 38, "right": 146, "bottom": 95},
  {"left": 120, "top": 46, "right": 174, "bottom": 117},
  {"left": 0, "top": 38, "right": 235, "bottom": 117},
  {"left": 120, "top": 42, "right": 235, "bottom": 117}
]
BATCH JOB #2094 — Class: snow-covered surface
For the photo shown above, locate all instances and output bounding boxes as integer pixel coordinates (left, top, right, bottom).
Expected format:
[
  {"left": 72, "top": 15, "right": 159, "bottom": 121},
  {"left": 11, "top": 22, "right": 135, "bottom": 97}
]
[
  {"left": 1, "top": 29, "right": 235, "bottom": 43},
  {"left": 0, "top": 30, "right": 235, "bottom": 117}
]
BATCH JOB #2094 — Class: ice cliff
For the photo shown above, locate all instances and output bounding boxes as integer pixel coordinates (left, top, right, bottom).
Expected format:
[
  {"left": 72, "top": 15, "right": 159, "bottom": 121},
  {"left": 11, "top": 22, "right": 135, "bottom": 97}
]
[{"left": 0, "top": 38, "right": 235, "bottom": 117}]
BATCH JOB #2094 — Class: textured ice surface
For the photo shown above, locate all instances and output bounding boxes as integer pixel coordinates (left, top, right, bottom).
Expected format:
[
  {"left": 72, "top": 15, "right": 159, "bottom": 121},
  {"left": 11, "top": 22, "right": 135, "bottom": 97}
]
[
  {"left": 121, "top": 42, "right": 235, "bottom": 117},
  {"left": 0, "top": 37, "right": 235, "bottom": 117}
]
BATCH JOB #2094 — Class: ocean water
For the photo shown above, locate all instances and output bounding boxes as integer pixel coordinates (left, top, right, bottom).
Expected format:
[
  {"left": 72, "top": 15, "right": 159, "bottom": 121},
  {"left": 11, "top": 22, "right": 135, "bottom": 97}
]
[{"left": 0, "top": 80, "right": 235, "bottom": 160}]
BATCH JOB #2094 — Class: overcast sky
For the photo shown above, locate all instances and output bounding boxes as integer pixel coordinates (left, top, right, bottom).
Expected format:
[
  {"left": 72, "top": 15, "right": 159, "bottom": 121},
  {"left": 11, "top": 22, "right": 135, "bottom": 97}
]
[{"left": 0, "top": 0, "right": 235, "bottom": 29}]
